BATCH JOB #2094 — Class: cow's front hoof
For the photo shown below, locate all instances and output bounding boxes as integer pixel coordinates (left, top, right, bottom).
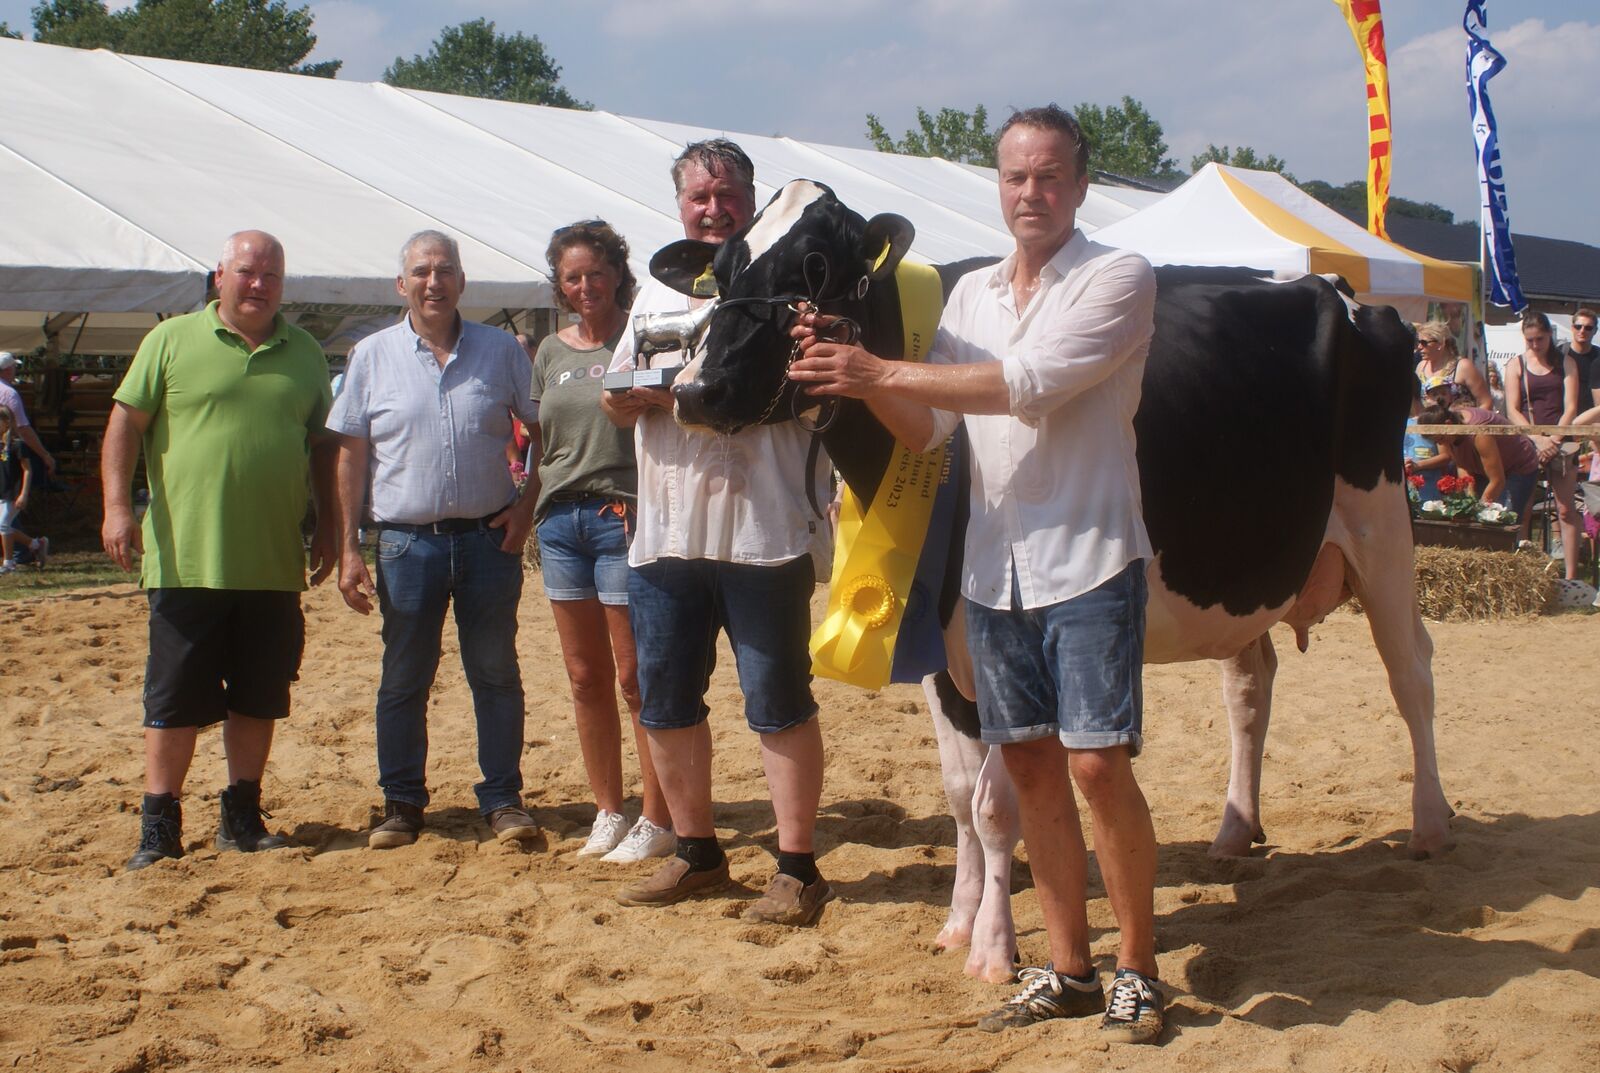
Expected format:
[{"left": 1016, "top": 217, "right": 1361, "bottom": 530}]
[
  {"left": 1407, "top": 788, "right": 1456, "bottom": 859},
  {"left": 1208, "top": 814, "right": 1266, "bottom": 859},
  {"left": 935, "top": 917, "right": 973, "bottom": 951},
  {"left": 1406, "top": 822, "right": 1455, "bottom": 859}
]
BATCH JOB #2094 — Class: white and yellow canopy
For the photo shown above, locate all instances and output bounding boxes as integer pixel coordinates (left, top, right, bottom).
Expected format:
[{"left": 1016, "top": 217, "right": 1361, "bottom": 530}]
[{"left": 1092, "top": 164, "right": 1476, "bottom": 310}]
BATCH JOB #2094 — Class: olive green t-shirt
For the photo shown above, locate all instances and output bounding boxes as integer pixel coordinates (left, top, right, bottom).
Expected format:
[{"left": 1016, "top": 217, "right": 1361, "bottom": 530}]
[
  {"left": 530, "top": 330, "right": 636, "bottom": 521},
  {"left": 114, "top": 302, "right": 332, "bottom": 591}
]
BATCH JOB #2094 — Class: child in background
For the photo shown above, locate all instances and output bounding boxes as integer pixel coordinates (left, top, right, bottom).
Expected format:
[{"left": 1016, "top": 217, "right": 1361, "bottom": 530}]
[{"left": 0, "top": 405, "right": 49, "bottom": 574}]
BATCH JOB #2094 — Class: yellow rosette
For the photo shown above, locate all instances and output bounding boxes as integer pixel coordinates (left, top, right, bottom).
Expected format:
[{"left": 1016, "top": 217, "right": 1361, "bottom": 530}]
[{"left": 810, "top": 257, "right": 946, "bottom": 688}]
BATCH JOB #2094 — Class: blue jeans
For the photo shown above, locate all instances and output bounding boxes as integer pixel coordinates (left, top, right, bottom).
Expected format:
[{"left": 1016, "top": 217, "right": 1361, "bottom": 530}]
[
  {"left": 536, "top": 496, "right": 633, "bottom": 605},
  {"left": 374, "top": 526, "right": 526, "bottom": 813}
]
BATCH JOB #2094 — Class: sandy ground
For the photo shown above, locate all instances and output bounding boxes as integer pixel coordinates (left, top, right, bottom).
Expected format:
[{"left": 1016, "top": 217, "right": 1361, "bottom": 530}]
[{"left": 1, "top": 576, "right": 1596, "bottom": 1073}]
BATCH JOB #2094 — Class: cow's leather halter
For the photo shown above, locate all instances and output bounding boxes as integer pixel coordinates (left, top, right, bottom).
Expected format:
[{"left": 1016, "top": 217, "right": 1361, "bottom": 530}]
[{"left": 705, "top": 250, "right": 869, "bottom": 432}]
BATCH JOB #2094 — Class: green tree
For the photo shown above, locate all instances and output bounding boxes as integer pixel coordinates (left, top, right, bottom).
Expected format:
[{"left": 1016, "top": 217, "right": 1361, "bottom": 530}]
[
  {"left": 29, "top": 0, "right": 339, "bottom": 76},
  {"left": 865, "top": 105, "right": 996, "bottom": 166},
  {"left": 1190, "top": 144, "right": 1295, "bottom": 181},
  {"left": 1072, "top": 96, "right": 1182, "bottom": 180},
  {"left": 0, "top": 22, "right": 21, "bottom": 39},
  {"left": 1297, "top": 179, "right": 1455, "bottom": 225},
  {"left": 384, "top": 19, "right": 588, "bottom": 108}
]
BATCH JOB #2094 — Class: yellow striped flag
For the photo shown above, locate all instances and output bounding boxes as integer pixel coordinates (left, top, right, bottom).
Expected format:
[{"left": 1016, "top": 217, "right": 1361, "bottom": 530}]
[{"left": 1332, "top": 0, "right": 1394, "bottom": 238}]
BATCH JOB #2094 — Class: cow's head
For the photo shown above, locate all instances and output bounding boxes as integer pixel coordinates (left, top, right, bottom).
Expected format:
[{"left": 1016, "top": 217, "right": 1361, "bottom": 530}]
[{"left": 653, "top": 180, "right": 913, "bottom": 434}]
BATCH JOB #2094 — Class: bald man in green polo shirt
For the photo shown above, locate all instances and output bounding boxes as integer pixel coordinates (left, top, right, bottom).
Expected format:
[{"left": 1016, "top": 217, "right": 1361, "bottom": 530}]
[{"left": 102, "top": 230, "right": 338, "bottom": 873}]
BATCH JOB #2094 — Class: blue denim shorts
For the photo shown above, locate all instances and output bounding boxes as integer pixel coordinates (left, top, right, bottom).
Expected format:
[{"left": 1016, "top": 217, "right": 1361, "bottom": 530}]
[
  {"left": 628, "top": 555, "right": 818, "bottom": 734},
  {"left": 536, "top": 496, "right": 633, "bottom": 605},
  {"left": 966, "top": 559, "right": 1147, "bottom": 755}
]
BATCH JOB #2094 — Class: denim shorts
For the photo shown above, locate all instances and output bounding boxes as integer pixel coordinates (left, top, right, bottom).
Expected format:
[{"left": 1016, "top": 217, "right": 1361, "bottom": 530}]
[
  {"left": 628, "top": 555, "right": 818, "bottom": 734},
  {"left": 966, "top": 559, "right": 1147, "bottom": 755},
  {"left": 536, "top": 496, "right": 633, "bottom": 605}
]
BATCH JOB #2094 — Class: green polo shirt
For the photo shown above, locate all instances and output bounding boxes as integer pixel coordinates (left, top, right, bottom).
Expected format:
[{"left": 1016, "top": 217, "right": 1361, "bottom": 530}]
[{"left": 114, "top": 302, "right": 332, "bottom": 591}]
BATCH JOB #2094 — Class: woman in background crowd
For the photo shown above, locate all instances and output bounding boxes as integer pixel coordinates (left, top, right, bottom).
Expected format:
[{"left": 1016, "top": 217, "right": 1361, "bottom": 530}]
[
  {"left": 1506, "top": 312, "right": 1582, "bottom": 580},
  {"left": 1414, "top": 321, "right": 1491, "bottom": 410}
]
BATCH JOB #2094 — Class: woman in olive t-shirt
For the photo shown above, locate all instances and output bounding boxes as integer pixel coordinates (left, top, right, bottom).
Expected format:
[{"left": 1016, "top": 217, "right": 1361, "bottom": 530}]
[{"left": 531, "top": 221, "right": 672, "bottom": 863}]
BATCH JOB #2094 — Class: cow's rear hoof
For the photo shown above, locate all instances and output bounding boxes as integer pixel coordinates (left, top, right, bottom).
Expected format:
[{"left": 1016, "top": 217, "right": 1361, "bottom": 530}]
[{"left": 965, "top": 950, "right": 1018, "bottom": 984}]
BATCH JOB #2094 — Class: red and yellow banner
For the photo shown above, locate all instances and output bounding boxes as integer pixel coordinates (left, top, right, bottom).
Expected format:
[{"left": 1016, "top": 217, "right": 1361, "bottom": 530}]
[{"left": 1332, "top": 0, "right": 1393, "bottom": 238}]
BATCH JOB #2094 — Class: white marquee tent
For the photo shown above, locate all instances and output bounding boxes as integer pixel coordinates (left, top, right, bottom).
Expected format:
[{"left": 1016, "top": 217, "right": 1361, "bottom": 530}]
[
  {"left": 0, "top": 38, "right": 1158, "bottom": 355},
  {"left": 1091, "top": 162, "right": 1478, "bottom": 320}
]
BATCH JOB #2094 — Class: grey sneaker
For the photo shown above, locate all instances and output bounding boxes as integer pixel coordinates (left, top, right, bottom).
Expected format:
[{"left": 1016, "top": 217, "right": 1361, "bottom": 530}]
[
  {"left": 1099, "top": 969, "right": 1164, "bottom": 1044},
  {"left": 31, "top": 537, "right": 48, "bottom": 569},
  {"left": 977, "top": 965, "right": 1105, "bottom": 1032}
]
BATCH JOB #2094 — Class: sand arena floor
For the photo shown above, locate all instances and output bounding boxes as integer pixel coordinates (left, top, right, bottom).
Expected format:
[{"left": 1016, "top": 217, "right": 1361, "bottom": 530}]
[{"left": 1, "top": 579, "right": 1596, "bottom": 1072}]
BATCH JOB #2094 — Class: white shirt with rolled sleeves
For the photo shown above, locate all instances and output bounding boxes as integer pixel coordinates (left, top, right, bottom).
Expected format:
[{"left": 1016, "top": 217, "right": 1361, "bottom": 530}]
[
  {"left": 326, "top": 316, "right": 538, "bottom": 524},
  {"left": 610, "top": 277, "right": 832, "bottom": 571},
  {"left": 925, "top": 230, "right": 1156, "bottom": 611}
]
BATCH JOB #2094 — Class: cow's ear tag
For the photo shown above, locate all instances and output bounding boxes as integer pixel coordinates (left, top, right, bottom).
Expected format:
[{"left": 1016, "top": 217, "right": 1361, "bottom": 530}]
[{"left": 691, "top": 264, "right": 719, "bottom": 298}]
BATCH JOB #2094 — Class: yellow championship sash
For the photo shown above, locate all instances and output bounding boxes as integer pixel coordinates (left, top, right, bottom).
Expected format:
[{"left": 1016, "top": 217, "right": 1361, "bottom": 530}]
[{"left": 810, "top": 258, "right": 945, "bottom": 688}]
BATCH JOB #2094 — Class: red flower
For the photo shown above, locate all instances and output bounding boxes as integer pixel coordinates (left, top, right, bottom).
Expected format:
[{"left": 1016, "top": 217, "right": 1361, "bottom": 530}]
[
  {"left": 1408, "top": 474, "right": 1425, "bottom": 488},
  {"left": 1437, "top": 475, "right": 1457, "bottom": 494},
  {"left": 1460, "top": 473, "right": 1475, "bottom": 490}
]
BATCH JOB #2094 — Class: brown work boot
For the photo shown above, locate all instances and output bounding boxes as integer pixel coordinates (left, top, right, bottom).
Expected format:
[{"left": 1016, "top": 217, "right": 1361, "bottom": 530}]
[
  {"left": 486, "top": 805, "right": 539, "bottom": 843},
  {"left": 742, "top": 873, "right": 834, "bottom": 926},
  {"left": 615, "top": 855, "right": 730, "bottom": 907}
]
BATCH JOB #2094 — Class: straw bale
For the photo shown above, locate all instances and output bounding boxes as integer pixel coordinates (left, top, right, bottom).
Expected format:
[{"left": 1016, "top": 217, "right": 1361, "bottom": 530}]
[{"left": 1350, "top": 546, "right": 1554, "bottom": 621}]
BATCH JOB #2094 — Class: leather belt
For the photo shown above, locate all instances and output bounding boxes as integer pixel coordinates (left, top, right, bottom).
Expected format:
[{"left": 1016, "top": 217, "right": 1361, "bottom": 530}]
[{"left": 376, "top": 513, "right": 498, "bottom": 535}]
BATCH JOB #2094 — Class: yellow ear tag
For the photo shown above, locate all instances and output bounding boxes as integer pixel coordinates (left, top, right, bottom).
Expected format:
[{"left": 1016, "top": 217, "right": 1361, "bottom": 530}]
[
  {"left": 691, "top": 264, "right": 719, "bottom": 298},
  {"left": 868, "top": 238, "right": 892, "bottom": 276}
]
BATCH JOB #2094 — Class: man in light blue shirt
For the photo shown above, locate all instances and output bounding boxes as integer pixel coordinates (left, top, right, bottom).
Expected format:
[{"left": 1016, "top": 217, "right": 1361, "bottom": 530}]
[{"left": 329, "top": 230, "right": 541, "bottom": 849}]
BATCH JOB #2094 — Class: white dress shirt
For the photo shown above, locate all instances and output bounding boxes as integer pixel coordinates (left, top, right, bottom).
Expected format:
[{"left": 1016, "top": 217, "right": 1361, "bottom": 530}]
[
  {"left": 610, "top": 278, "right": 832, "bottom": 571},
  {"left": 927, "top": 230, "right": 1156, "bottom": 610}
]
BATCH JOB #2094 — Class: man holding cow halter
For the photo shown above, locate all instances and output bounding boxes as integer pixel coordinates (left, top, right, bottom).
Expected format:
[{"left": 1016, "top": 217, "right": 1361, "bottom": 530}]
[
  {"left": 789, "top": 105, "right": 1165, "bottom": 1044},
  {"left": 601, "top": 139, "right": 836, "bottom": 927}
]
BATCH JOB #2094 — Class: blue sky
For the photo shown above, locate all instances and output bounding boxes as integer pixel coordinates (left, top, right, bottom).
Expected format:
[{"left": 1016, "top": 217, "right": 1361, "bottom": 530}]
[{"left": 6, "top": 1, "right": 1597, "bottom": 246}]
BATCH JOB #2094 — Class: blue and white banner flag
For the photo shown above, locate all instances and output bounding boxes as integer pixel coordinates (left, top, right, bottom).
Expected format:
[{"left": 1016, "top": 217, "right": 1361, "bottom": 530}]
[{"left": 1464, "top": 0, "right": 1526, "bottom": 311}]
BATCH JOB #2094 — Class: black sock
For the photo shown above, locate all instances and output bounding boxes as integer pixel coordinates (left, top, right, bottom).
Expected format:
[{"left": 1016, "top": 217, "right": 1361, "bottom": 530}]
[
  {"left": 676, "top": 835, "right": 724, "bottom": 872},
  {"left": 775, "top": 850, "right": 818, "bottom": 886},
  {"left": 142, "top": 792, "right": 176, "bottom": 816}
]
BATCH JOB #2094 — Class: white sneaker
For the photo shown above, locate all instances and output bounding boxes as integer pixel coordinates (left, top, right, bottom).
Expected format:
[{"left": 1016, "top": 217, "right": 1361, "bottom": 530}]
[
  {"left": 577, "top": 809, "right": 630, "bottom": 856},
  {"left": 601, "top": 816, "right": 677, "bottom": 863}
]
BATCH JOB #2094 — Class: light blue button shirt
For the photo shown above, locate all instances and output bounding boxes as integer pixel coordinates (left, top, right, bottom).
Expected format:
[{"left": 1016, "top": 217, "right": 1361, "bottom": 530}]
[{"left": 328, "top": 316, "right": 537, "bottom": 524}]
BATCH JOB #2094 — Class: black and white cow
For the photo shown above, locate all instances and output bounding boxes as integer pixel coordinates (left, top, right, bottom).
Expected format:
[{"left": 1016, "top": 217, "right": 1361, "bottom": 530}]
[{"left": 654, "top": 180, "right": 1450, "bottom": 982}]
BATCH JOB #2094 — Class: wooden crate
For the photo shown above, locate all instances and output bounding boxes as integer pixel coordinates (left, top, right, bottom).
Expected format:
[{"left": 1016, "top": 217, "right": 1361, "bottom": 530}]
[{"left": 1411, "top": 517, "right": 1519, "bottom": 552}]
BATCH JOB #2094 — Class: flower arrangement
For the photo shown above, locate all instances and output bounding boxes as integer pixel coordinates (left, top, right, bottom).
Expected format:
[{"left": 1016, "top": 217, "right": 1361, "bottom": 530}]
[{"left": 1415, "top": 472, "right": 1517, "bottom": 526}]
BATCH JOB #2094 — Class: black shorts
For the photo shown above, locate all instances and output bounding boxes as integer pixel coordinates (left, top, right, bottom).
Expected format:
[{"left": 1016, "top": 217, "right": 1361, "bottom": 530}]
[{"left": 143, "top": 589, "right": 305, "bottom": 729}]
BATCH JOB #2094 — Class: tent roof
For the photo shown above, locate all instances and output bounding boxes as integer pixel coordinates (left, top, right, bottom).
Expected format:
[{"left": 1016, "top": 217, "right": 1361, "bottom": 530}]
[
  {"left": 1090, "top": 163, "right": 1477, "bottom": 305},
  {"left": 0, "top": 37, "right": 1144, "bottom": 348}
]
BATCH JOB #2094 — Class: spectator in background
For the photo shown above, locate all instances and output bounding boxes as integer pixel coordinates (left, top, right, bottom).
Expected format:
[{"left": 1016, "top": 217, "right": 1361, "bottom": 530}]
[
  {"left": 1506, "top": 312, "right": 1582, "bottom": 580},
  {"left": 1485, "top": 361, "right": 1509, "bottom": 419},
  {"left": 0, "top": 404, "right": 49, "bottom": 574},
  {"left": 1414, "top": 321, "right": 1491, "bottom": 410},
  {"left": 532, "top": 220, "right": 672, "bottom": 863},
  {"left": 1417, "top": 400, "right": 1540, "bottom": 518},
  {"left": 0, "top": 352, "right": 57, "bottom": 477},
  {"left": 1559, "top": 307, "right": 1599, "bottom": 411}
]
